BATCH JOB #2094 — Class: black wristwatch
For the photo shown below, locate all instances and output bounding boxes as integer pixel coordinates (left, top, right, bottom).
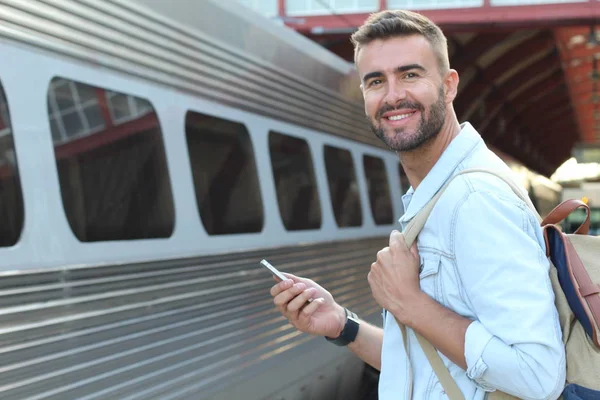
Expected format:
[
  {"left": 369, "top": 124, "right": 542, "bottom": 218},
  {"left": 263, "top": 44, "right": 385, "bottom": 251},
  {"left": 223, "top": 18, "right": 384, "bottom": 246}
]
[{"left": 326, "top": 308, "right": 360, "bottom": 346}]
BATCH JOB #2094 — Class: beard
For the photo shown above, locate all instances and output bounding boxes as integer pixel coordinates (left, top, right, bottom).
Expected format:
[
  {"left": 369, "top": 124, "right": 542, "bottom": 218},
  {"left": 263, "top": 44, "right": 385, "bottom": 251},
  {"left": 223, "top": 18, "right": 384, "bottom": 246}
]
[{"left": 368, "top": 85, "right": 446, "bottom": 152}]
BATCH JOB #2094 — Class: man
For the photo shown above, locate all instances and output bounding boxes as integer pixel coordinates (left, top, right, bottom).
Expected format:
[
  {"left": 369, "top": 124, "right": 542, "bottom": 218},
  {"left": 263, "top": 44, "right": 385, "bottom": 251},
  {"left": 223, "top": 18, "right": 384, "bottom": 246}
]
[{"left": 270, "top": 9, "right": 565, "bottom": 400}]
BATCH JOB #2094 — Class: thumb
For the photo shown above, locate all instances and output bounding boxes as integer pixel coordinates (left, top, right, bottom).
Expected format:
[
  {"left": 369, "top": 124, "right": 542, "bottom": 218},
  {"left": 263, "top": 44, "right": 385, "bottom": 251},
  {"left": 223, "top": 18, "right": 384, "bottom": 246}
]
[{"left": 389, "top": 229, "right": 402, "bottom": 247}]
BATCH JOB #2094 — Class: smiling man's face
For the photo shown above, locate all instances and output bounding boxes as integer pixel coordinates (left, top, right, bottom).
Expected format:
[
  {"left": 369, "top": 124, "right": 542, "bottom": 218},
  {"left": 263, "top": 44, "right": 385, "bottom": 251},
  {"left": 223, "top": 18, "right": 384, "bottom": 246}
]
[{"left": 357, "top": 35, "right": 448, "bottom": 152}]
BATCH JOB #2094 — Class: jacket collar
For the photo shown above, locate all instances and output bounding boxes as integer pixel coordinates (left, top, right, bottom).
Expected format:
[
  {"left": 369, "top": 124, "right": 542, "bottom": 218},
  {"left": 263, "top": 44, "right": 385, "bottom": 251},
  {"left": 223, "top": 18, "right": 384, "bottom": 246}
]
[{"left": 399, "top": 122, "right": 482, "bottom": 224}]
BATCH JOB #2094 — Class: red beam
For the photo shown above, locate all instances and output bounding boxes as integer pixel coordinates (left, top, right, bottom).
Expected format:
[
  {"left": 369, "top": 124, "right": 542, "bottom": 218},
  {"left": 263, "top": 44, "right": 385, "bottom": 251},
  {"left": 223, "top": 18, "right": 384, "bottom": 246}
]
[
  {"left": 95, "top": 88, "right": 113, "bottom": 129},
  {"left": 278, "top": 0, "right": 285, "bottom": 16},
  {"left": 379, "top": 0, "right": 387, "bottom": 10},
  {"left": 54, "top": 113, "right": 159, "bottom": 161},
  {"left": 288, "top": 2, "right": 600, "bottom": 34}
]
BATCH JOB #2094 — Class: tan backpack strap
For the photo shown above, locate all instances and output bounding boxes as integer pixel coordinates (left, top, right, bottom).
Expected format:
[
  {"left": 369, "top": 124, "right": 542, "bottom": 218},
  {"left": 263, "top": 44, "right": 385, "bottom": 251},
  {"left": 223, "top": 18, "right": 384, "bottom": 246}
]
[
  {"left": 416, "top": 330, "right": 465, "bottom": 399},
  {"left": 399, "top": 323, "right": 414, "bottom": 399},
  {"left": 399, "top": 168, "right": 538, "bottom": 399},
  {"left": 398, "top": 320, "right": 464, "bottom": 399}
]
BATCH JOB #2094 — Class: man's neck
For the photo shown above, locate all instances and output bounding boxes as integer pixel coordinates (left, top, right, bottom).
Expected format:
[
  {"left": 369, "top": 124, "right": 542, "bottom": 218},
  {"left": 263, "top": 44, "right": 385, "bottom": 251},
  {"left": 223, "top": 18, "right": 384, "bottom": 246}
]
[{"left": 400, "top": 116, "right": 462, "bottom": 190}]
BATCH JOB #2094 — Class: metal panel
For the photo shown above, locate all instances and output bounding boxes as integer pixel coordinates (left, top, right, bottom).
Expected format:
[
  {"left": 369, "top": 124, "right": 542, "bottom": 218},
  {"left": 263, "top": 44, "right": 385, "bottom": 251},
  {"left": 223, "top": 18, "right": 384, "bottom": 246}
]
[
  {"left": 0, "top": 237, "right": 384, "bottom": 399},
  {"left": 0, "top": 0, "right": 382, "bottom": 149}
]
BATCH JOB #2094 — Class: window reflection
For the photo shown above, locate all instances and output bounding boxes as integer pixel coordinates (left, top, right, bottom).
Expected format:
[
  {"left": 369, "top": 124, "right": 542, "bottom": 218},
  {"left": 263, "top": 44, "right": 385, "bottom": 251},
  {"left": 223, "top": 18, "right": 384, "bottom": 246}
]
[
  {"left": 185, "top": 111, "right": 264, "bottom": 235},
  {"left": 47, "top": 77, "right": 175, "bottom": 242},
  {"left": 324, "top": 145, "right": 362, "bottom": 227},
  {"left": 364, "top": 155, "right": 393, "bottom": 225},
  {"left": 269, "top": 131, "right": 321, "bottom": 231}
]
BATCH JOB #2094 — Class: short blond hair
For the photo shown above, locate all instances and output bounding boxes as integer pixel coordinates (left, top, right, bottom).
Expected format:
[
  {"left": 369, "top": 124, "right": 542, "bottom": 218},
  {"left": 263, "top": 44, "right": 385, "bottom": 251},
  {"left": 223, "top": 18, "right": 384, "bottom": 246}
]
[{"left": 351, "top": 10, "right": 449, "bottom": 75}]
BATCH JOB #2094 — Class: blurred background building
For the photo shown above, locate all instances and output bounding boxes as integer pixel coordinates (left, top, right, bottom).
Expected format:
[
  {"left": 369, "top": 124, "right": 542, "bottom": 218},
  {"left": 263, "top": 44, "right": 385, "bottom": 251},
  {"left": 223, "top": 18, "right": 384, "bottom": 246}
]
[{"left": 239, "top": 0, "right": 600, "bottom": 182}]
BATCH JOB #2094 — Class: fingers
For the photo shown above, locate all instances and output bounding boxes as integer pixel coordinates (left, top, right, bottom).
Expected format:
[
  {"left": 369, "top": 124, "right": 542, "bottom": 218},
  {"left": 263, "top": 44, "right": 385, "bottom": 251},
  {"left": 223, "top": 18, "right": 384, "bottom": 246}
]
[
  {"left": 270, "top": 278, "right": 294, "bottom": 298},
  {"left": 298, "top": 297, "right": 325, "bottom": 319},
  {"left": 271, "top": 280, "right": 314, "bottom": 314},
  {"left": 376, "top": 247, "right": 389, "bottom": 263},
  {"left": 287, "top": 286, "right": 316, "bottom": 313}
]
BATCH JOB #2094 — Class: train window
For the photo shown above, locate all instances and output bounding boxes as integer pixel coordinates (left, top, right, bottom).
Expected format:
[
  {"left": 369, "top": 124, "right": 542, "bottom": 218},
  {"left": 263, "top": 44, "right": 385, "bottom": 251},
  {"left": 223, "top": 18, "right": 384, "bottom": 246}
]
[
  {"left": 323, "top": 145, "right": 362, "bottom": 227},
  {"left": 47, "top": 77, "right": 175, "bottom": 242},
  {"left": 363, "top": 155, "right": 393, "bottom": 225},
  {"left": 185, "top": 111, "right": 263, "bottom": 234},
  {"left": 269, "top": 131, "right": 321, "bottom": 230},
  {"left": 0, "top": 81, "right": 24, "bottom": 246}
]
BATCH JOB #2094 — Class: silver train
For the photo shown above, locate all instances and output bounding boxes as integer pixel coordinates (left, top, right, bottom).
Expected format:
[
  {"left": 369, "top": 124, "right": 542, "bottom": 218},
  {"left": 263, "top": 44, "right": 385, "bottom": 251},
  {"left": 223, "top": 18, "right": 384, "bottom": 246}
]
[{"left": 0, "top": 1, "right": 561, "bottom": 399}]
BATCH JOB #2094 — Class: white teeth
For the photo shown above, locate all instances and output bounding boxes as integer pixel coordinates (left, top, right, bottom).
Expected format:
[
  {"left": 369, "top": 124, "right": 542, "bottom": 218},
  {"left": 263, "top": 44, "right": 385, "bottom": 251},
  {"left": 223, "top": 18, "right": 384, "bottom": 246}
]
[{"left": 388, "top": 113, "right": 413, "bottom": 121}]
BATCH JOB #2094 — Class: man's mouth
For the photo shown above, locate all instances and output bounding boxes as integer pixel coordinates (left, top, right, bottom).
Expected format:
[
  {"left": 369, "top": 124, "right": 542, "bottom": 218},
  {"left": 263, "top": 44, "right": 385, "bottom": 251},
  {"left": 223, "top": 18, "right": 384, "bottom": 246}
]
[
  {"left": 387, "top": 112, "right": 415, "bottom": 121},
  {"left": 381, "top": 110, "right": 418, "bottom": 125}
]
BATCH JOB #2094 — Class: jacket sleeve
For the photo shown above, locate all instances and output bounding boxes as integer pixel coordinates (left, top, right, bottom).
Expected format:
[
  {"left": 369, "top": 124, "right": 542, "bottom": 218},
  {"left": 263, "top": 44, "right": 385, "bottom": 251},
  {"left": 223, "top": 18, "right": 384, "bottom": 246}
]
[{"left": 453, "top": 190, "right": 565, "bottom": 400}]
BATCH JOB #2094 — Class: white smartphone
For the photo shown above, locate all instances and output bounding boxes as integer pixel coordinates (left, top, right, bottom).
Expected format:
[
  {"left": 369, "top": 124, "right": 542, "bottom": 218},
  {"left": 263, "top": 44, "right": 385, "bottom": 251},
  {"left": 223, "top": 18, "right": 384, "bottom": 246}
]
[{"left": 260, "top": 259, "right": 288, "bottom": 281}]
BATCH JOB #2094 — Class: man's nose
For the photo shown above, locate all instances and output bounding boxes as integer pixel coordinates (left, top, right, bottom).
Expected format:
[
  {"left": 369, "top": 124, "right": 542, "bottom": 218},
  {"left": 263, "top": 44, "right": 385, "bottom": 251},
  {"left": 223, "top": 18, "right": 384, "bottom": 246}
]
[{"left": 383, "top": 81, "right": 407, "bottom": 105}]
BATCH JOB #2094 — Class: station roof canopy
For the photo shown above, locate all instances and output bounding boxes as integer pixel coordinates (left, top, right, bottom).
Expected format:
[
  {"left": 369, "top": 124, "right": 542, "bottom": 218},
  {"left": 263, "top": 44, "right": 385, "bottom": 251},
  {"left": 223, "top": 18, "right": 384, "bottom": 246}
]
[{"left": 254, "top": 0, "right": 600, "bottom": 177}]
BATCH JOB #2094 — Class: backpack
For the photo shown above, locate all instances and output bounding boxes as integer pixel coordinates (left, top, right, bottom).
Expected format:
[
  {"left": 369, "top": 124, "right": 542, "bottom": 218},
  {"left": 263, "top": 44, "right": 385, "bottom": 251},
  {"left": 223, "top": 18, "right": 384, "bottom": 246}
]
[{"left": 399, "top": 168, "right": 600, "bottom": 400}]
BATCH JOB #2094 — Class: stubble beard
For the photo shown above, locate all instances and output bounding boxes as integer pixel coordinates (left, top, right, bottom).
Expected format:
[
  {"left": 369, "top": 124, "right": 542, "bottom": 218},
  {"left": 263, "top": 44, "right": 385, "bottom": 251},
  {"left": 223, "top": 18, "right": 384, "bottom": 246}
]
[{"left": 369, "top": 86, "right": 447, "bottom": 152}]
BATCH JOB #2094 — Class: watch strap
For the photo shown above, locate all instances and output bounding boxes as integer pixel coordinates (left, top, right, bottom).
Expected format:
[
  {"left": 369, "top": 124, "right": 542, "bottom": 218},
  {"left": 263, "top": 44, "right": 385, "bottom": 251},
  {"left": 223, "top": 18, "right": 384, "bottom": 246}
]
[{"left": 325, "top": 308, "right": 360, "bottom": 346}]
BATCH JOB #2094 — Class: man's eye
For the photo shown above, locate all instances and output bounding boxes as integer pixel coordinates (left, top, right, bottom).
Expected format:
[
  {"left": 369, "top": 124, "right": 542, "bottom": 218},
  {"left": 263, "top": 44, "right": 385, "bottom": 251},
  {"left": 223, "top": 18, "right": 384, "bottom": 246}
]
[
  {"left": 369, "top": 79, "right": 383, "bottom": 87},
  {"left": 406, "top": 72, "right": 418, "bottom": 79}
]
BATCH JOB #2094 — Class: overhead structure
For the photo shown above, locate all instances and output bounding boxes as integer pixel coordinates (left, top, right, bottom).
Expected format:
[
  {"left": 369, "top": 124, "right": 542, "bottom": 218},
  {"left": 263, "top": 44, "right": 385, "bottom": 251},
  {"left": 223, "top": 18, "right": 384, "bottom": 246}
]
[{"left": 243, "top": 0, "right": 600, "bottom": 178}]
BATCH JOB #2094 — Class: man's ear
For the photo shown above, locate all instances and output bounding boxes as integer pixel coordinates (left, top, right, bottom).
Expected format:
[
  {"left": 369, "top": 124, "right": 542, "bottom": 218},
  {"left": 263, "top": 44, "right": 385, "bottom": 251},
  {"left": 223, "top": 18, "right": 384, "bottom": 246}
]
[{"left": 444, "top": 69, "right": 459, "bottom": 103}]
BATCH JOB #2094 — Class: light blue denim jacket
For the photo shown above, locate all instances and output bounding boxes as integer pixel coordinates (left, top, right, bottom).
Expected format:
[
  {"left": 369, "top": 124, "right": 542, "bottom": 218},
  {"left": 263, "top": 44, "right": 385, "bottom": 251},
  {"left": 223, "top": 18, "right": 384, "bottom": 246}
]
[{"left": 378, "top": 123, "right": 566, "bottom": 400}]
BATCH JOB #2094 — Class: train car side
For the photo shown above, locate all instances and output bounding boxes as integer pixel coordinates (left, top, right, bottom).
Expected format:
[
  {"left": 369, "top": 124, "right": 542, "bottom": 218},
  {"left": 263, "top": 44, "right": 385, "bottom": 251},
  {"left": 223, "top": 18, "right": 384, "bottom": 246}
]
[{"left": 0, "top": 3, "right": 403, "bottom": 398}]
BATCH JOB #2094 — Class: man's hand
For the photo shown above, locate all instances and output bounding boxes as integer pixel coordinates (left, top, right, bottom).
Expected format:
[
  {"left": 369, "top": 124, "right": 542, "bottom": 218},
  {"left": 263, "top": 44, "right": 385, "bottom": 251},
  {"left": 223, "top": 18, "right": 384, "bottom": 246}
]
[
  {"left": 270, "top": 274, "right": 346, "bottom": 338},
  {"left": 368, "top": 230, "right": 422, "bottom": 324}
]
